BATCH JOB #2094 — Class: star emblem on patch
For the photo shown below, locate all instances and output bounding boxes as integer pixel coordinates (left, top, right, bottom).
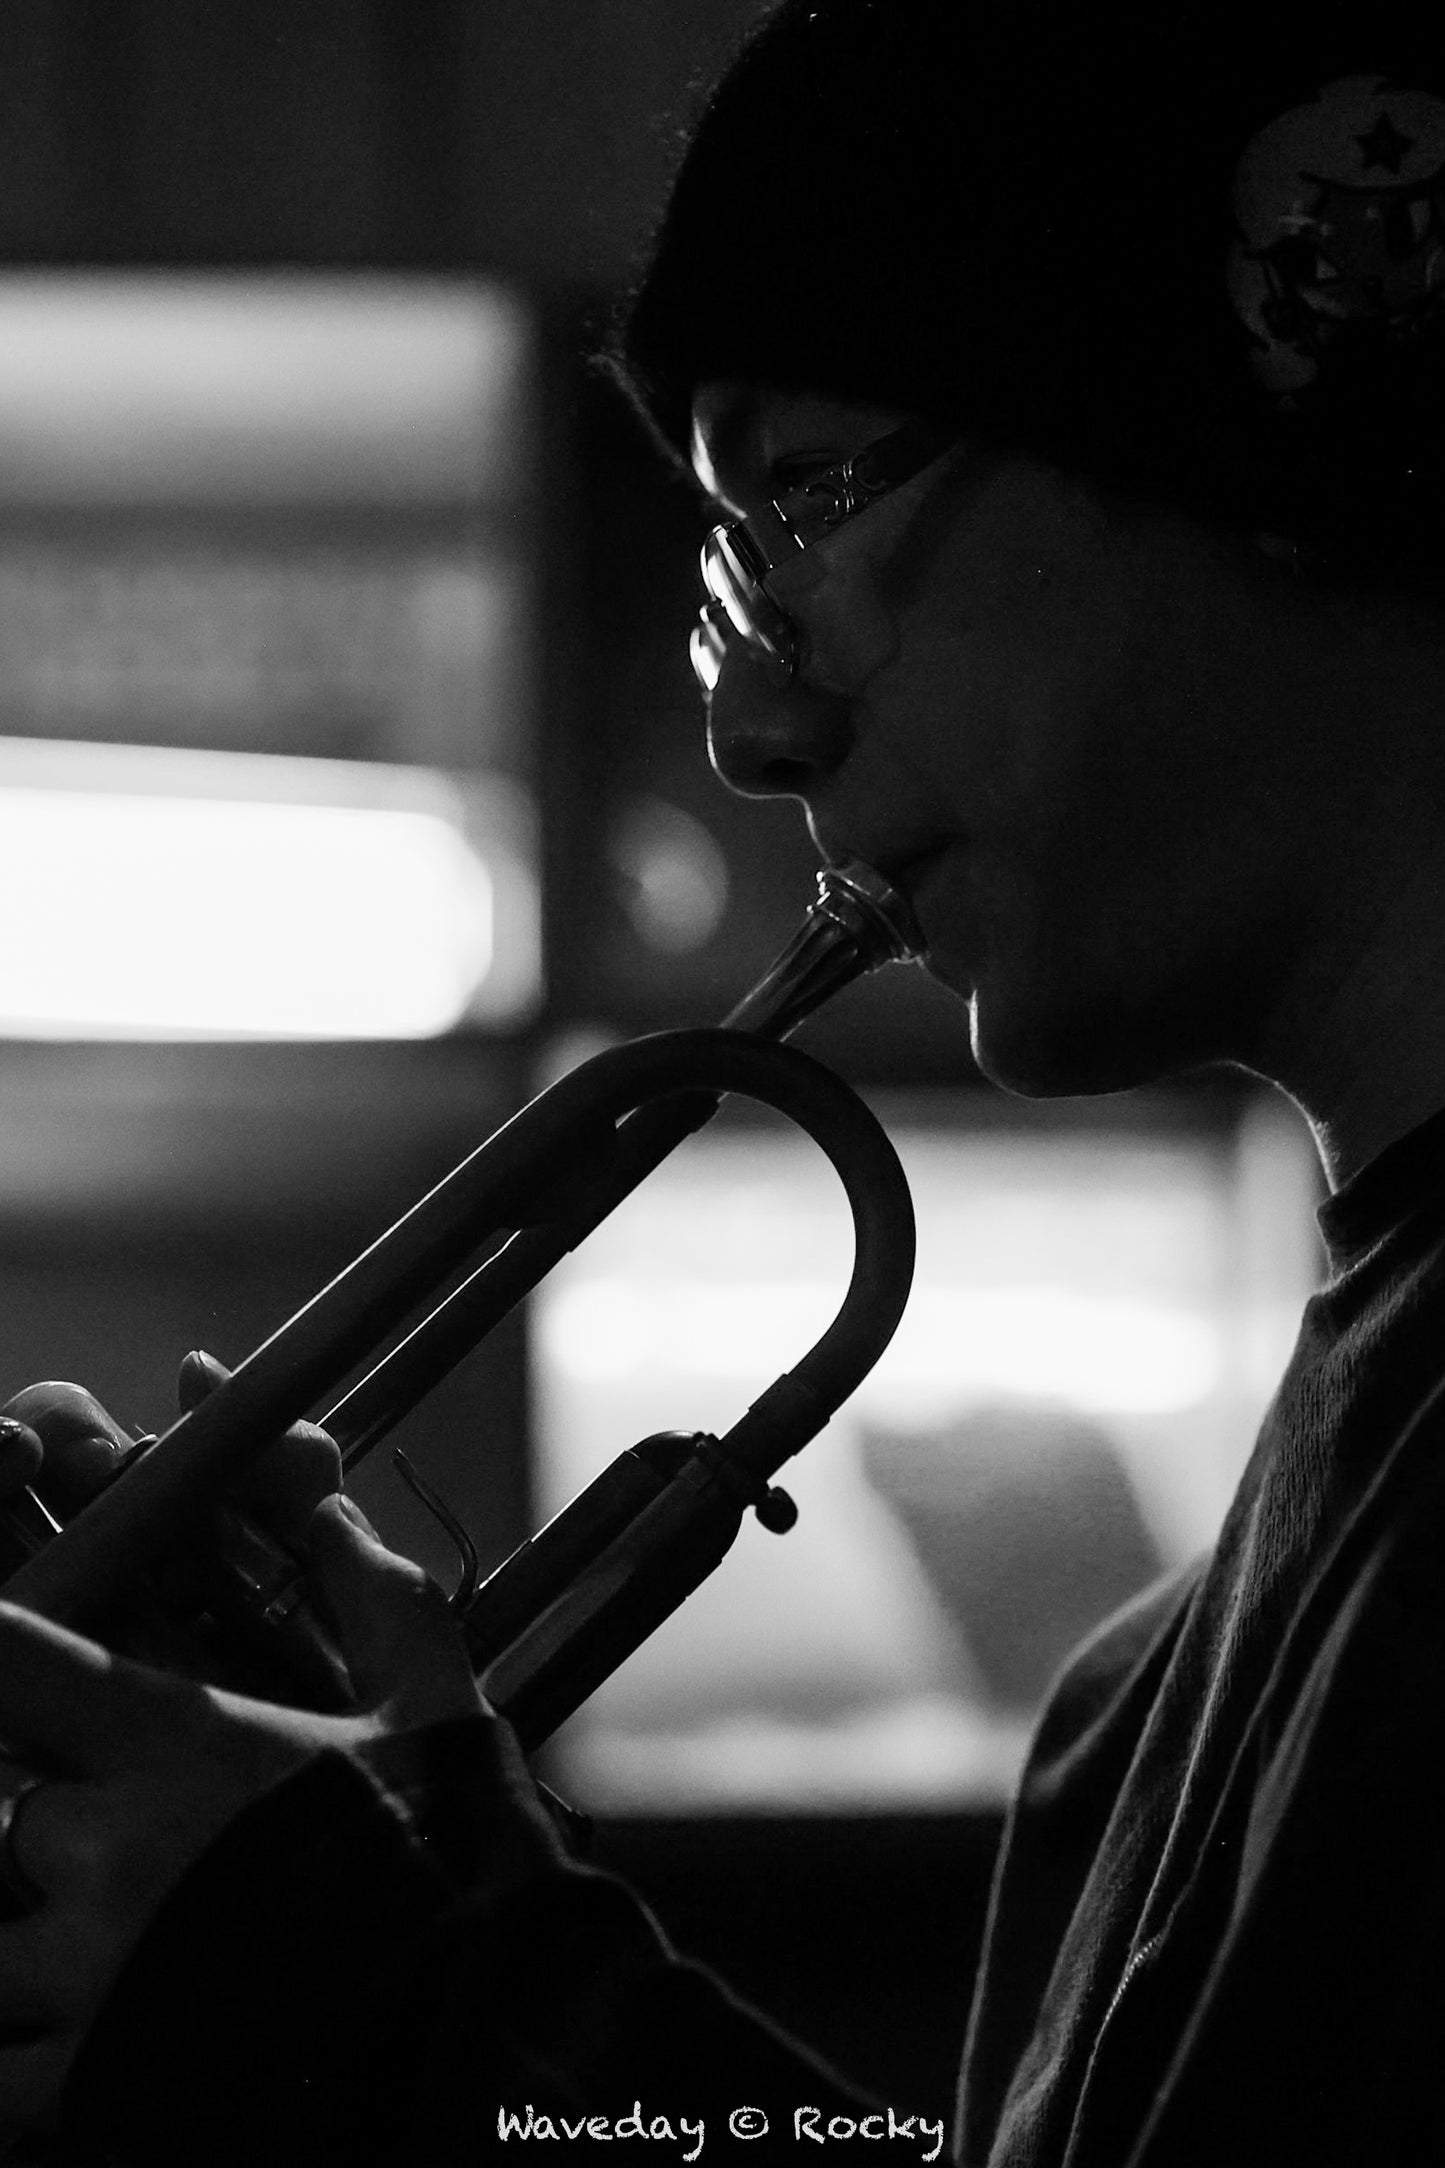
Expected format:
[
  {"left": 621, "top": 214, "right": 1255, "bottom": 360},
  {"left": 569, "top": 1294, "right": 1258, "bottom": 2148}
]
[{"left": 1355, "top": 111, "right": 1415, "bottom": 172}]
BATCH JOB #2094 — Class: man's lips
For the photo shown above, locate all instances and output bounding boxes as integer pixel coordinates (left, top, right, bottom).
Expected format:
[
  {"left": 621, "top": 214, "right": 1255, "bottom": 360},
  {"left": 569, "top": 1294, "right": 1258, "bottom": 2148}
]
[
  {"left": 816, "top": 839, "right": 953, "bottom": 958},
  {"left": 900, "top": 842, "right": 952, "bottom": 897},
  {"left": 896, "top": 848, "right": 949, "bottom": 949},
  {"left": 818, "top": 833, "right": 949, "bottom": 890},
  {"left": 875, "top": 844, "right": 951, "bottom": 911}
]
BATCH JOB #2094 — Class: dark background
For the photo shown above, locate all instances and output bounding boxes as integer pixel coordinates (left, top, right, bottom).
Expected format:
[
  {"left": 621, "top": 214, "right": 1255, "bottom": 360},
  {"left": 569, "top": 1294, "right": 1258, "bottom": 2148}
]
[{"left": 0, "top": 1, "right": 1059, "bottom": 2117}]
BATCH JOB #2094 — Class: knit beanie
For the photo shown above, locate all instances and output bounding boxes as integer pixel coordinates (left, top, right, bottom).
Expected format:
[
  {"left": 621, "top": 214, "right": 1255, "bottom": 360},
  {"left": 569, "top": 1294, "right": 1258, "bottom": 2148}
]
[{"left": 614, "top": 0, "right": 1445, "bottom": 584}]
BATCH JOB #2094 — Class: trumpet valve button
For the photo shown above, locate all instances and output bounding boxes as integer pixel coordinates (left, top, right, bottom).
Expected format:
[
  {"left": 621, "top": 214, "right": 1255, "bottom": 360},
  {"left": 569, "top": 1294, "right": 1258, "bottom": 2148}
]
[{"left": 754, "top": 1486, "right": 798, "bottom": 1535}]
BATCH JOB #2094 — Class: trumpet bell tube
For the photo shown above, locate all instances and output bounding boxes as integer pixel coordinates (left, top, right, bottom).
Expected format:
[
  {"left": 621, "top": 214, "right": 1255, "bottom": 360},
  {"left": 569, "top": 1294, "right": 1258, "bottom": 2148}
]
[{"left": 0, "top": 863, "right": 922, "bottom": 1749}]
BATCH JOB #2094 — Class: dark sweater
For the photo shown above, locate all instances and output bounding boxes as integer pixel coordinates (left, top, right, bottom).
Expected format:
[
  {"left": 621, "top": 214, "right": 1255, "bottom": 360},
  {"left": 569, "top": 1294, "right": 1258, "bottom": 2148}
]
[
  {"left": 59, "top": 1107, "right": 1445, "bottom": 2167},
  {"left": 960, "top": 1101, "right": 1445, "bottom": 2163}
]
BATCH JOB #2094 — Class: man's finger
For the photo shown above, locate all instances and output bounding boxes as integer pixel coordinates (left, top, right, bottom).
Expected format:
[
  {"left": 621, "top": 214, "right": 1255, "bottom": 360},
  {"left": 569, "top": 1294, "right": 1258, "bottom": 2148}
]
[
  {"left": 0, "top": 1605, "right": 179, "bottom": 1776},
  {"left": 306, "top": 1497, "right": 480, "bottom": 1726},
  {"left": 179, "top": 1352, "right": 340, "bottom": 1547},
  {"left": 234, "top": 1424, "right": 340, "bottom": 1547},
  {"left": 0, "top": 1387, "right": 132, "bottom": 1518},
  {"left": 176, "top": 1348, "right": 226, "bottom": 1413},
  {"left": 0, "top": 1775, "right": 92, "bottom": 1916},
  {"left": 0, "top": 1421, "right": 42, "bottom": 1500}
]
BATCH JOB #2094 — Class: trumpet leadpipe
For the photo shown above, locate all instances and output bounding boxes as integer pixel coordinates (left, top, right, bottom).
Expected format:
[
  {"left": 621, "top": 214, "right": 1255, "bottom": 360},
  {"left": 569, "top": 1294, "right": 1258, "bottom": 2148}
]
[{"left": 325, "top": 860, "right": 921, "bottom": 1470}]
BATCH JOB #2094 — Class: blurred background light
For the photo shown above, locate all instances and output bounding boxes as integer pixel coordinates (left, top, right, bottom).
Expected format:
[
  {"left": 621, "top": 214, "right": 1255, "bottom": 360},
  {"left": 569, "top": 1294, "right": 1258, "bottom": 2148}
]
[
  {"left": 0, "top": 274, "right": 528, "bottom": 509},
  {"left": 0, "top": 737, "right": 537, "bottom": 1038},
  {"left": 542, "top": 1280, "right": 1222, "bottom": 1415},
  {"left": 607, "top": 795, "right": 731, "bottom": 954},
  {"left": 536, "top": 1106, "right": 1322, "bottom": 1810}
]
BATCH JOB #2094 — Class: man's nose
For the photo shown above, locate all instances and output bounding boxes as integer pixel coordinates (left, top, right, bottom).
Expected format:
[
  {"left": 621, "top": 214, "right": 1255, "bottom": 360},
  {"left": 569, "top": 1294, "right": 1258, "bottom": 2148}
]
[{"left": 705, "top": 647, "right": 852, "bottom": 799}]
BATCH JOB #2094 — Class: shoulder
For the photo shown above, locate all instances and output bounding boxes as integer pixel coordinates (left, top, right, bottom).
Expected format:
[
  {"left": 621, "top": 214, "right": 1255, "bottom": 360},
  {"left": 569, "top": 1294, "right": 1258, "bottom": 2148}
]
[
  {"left": 1054, "top": 1559, "right": 1206, "bottom": 1703},
  {"left": 1019, "top": 1559, "right": 1205, "bottom": 1806},
  {"left": 1239, "top": 1373, "right": 1445, "bottom": 1877}
]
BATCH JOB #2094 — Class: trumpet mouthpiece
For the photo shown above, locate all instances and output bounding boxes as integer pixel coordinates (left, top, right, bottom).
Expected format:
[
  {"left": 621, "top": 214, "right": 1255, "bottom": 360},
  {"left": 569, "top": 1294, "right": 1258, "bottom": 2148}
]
[{"left": 723, "top": 860, "right": 922, "bottom": 1040}]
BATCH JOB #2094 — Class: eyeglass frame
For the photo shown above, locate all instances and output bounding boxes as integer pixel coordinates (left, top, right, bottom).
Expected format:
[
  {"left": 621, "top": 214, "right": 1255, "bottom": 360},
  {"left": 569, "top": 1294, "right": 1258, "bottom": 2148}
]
[{"left": 690, "top": 417, "right": 959, "bottom": 697}]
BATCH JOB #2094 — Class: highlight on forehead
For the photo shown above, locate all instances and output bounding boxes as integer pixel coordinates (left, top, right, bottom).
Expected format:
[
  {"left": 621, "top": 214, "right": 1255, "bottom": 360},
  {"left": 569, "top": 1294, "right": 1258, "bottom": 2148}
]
[{"left": 689, "top": 380, "right": 769, "bottom": 507}]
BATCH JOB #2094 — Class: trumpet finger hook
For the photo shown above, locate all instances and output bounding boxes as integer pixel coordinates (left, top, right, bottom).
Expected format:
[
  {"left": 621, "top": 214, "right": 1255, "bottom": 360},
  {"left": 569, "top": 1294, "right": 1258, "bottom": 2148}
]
[{"left": 390, "top": 1449, "right": 479, "bottom": 1612}]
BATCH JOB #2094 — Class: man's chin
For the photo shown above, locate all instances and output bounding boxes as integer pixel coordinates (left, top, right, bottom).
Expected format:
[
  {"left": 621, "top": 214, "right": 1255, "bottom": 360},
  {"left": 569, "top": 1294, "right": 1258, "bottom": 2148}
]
[{"left": 967, "top": 986, "right": 1165, "bottom": 1100}]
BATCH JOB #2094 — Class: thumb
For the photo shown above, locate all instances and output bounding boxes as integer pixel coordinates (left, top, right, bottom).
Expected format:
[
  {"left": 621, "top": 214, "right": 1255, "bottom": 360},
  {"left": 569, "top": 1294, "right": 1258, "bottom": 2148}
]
[{"left": 306, "top": 1495, "right": 481, "bottom": 1729}]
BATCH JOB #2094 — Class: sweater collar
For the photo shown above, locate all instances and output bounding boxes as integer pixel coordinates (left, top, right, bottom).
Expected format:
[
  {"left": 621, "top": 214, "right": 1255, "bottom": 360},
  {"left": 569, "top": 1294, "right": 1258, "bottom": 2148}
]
[{"left": 1317, "top": 1101, "right": 1445, "bottom": 1277}]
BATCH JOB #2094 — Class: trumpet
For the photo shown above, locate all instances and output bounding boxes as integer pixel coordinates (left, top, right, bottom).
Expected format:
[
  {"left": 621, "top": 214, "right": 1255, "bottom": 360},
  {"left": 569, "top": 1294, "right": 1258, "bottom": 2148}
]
[{"left": 0, "top": 862, "right": 921, "bottom": 1752}]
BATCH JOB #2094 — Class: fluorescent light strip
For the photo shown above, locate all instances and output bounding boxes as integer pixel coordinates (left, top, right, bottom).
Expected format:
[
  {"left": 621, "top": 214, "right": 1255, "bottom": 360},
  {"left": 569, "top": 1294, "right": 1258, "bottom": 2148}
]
[
  {"left": 0, "top": 740, "right": 537, "bottom": 1039},
  {"left": 0, "top": 275, "right": 529, "bottom": 508}
]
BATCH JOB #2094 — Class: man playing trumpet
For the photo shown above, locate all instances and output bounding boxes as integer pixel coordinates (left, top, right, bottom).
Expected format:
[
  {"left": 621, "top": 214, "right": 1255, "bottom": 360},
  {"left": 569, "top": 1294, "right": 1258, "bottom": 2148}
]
[{"left": 9, "top": 1, "right": 1445, "bottom": 2161}]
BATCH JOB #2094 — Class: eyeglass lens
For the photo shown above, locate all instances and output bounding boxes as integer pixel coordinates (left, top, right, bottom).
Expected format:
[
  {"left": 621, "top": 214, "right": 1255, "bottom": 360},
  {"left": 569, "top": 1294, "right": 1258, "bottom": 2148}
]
[
  {"left": 690, "top": 603, "right": 728, "bottom": 695},
  {"left": 693, "top": 527, "right": 797, "bottom": 694}
]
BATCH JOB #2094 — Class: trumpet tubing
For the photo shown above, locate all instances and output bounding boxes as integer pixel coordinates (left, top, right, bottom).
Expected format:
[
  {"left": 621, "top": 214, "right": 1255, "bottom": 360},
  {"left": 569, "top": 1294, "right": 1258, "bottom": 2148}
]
[{"left": 0, "top": 863, "right": 922, "bottom": 1743}]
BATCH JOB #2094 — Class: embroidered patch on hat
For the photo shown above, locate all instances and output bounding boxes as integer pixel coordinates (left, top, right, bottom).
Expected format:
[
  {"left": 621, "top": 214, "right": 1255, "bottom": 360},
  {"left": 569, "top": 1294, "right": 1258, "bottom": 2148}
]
[{"left": 1227, "top": 73, "right": 1445, "bottom": 403}]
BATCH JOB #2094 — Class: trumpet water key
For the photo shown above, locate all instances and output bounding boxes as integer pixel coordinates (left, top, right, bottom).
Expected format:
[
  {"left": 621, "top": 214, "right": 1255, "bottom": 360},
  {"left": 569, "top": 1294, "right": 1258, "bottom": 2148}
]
[{"left": 0, "top": 863, "right": 922, "bottom": 1748}]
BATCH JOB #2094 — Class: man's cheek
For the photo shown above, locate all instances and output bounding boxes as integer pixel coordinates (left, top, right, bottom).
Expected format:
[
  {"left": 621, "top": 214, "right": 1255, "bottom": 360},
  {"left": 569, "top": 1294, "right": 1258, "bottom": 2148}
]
[{"left": 773, "top": 553, "right": 900, "bottom": 694}]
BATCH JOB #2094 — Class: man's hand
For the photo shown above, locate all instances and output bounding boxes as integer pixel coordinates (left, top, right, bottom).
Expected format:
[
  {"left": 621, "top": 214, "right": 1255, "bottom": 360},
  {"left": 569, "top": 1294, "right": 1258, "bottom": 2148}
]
[
  {"left": 0, "top": 1490, "right": 487, "bottom": 2133},
  {"left": 0, "top": 1422, "right": 41, "bottom": 1507},
  {"left": 3, "top": 1355, "right": 341, "bottom": 1553},
  {"left": 0, "top": 1363, "right": 345, "bottom": 1690}
]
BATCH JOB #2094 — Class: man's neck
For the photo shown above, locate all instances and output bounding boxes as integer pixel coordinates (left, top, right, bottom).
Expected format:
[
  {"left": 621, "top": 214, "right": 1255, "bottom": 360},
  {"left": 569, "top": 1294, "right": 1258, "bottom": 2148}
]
[{"left": 1256, "top": 865, "right": 1445, "bottom": 1192}]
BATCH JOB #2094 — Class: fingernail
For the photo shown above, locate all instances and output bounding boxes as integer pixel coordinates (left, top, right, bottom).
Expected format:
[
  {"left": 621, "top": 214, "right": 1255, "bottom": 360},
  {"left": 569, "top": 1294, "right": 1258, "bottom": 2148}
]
[
  {"left": 178, "top": 1350, "right": 227, "bottom": 1410},
  {"left": 335, "top": 1494, "right": 380, "bottom": 1540},
  {"left": 0, "top": 1417, "right": 39, "bottom": 1447}
]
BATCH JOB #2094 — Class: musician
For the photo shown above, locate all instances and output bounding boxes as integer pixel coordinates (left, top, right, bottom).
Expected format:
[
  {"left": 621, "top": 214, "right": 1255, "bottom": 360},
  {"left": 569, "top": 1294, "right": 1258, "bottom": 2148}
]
[{"left": 8, "top": 0, "right": 1445, "bottom": 2159}]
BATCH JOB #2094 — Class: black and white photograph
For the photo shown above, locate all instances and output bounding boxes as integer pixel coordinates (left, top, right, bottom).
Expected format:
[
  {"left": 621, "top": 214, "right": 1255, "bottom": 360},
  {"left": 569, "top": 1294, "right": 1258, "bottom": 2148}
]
[{"left": 0, "top": 4, "right": 1441, "bottom": 2162}]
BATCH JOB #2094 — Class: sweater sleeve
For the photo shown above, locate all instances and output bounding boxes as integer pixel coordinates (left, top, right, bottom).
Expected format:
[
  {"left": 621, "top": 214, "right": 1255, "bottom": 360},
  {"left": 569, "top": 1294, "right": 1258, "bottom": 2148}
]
[{"left": 60, "top": 1716, "right": 879, "bottom": 2168}]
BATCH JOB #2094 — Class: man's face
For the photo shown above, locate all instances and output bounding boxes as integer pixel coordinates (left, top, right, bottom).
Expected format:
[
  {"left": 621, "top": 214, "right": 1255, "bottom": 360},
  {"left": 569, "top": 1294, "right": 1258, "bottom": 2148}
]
[{"left": 692, "top": 379, "right": 1318, "bottom": 1097}]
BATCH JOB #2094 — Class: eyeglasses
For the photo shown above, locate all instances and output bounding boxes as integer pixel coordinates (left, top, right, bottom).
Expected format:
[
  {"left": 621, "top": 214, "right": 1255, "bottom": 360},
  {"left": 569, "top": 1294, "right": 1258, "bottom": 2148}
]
[{"left": 689, "top": 419, "right": 957, "bottom": 697}]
